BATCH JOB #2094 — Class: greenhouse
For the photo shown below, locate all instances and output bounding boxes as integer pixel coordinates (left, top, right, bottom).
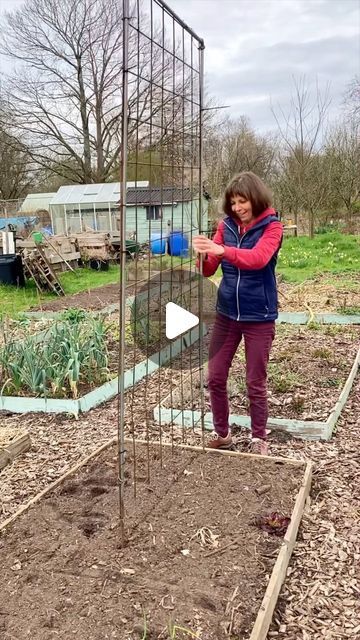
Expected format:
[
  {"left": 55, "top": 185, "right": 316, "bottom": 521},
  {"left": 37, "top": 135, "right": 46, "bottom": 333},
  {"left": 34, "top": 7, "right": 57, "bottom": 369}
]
[
  {"left": 49, "top": 182, "right": 148, "bottom": 235},
  {"left": 49, "top": 182, "right": 208, "bottom": 242}
]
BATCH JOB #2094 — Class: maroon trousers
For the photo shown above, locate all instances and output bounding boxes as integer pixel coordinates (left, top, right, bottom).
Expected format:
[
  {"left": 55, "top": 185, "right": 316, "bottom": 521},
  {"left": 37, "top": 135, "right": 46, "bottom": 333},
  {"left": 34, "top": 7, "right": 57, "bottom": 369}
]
[{"left": 207, "top": 313, "right": 275, "bottom": 440}]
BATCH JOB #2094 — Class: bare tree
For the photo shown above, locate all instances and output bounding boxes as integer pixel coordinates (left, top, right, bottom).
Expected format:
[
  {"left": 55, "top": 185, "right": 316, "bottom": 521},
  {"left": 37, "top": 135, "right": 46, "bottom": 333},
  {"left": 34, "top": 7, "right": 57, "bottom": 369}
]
[
  {"left": 0, "top": 102, "right": 34, "bottom": 199},
  {"left": 204, "top": 116, "right": 276, "bottom": 215},
  {"left": 344, "top": 76, "right": 360, "bottom": 124},
  {"left": 272, "top": 76, "right": 331, "bottom": 236},
  {"left": 325, "top": 118, "right": 360, "bottom": 230},
  {"left": 0, "top": 0, "right": 186, "bottom": 185}
]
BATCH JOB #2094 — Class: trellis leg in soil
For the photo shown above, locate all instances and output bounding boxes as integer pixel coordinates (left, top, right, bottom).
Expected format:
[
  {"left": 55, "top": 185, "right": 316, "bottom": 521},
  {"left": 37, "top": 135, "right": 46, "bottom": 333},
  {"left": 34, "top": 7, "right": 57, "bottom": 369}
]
[{"left": 118, "top": 0, "right": 130, "bottom": 545}]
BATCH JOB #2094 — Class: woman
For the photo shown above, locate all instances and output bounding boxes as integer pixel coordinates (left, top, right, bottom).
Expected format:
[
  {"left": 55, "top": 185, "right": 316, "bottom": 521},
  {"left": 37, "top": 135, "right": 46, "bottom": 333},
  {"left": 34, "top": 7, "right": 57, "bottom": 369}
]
[{"left": 192, "top": 171, "right": 283, "bottom": 455}]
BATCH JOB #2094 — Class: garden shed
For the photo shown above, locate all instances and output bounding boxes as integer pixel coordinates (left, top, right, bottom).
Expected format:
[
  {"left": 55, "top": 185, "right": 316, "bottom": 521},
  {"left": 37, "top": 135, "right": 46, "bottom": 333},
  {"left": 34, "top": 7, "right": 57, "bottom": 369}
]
[
  {"left": 49, "top": 182, "right": 208, "bottom": 243},
  {"left": 124, "top": 185, "right": 208, "bottom": 244}
]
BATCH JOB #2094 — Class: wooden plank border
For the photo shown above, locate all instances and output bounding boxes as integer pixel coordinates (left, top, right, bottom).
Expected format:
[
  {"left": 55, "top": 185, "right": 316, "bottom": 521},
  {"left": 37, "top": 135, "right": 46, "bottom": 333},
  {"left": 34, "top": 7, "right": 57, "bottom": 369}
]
[
  {"left": 153, "top": 406, "right": 328, "bottom": 440},
  {"left": 249, "top": 461, "right": 312, "bottom": 640},
  {"left": 0, "top": 437, "right": 117, "bottom": 534},
  {"left": 0, "top": 432, "right": 31, "bottom": 471},
  {"left": 325, "top": 346, "right": 360, "bottom": 437},
  {"left": 129, "top": 438, "right": 306, "bottom": 467},
  {"left": 0, "top": 437, "right": 311, "bottom": 640}
]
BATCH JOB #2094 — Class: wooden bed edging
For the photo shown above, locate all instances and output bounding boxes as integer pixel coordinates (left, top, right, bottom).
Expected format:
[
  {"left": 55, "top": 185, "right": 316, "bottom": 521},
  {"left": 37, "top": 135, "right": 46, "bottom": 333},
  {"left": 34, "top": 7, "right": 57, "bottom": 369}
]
[
  {"left": 0, "top": 432, "right": 31, "bottom": 471},
  {"left": 249, "top": 461, "right": 312, "bottom": 640},
  {"left": 325, "top": 346, "right": 360, "bottom": 437},
  {"left": 153, "top": 406, "right": 328, "bottom": 441}
]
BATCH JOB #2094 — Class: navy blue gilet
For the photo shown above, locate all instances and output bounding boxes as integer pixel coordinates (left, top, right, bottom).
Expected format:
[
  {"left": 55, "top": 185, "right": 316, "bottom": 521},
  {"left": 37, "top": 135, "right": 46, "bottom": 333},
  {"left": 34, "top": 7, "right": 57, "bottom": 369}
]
[{"left": 216, "top": 214, "right": 280, "bottom": 322}]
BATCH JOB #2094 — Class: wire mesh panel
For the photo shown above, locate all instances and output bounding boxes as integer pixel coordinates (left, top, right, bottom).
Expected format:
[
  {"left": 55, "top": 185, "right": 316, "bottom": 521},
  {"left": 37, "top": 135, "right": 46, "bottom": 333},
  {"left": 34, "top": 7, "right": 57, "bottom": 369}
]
[{"left": 118, "top": 0, "right": 207, "bottom": 540}]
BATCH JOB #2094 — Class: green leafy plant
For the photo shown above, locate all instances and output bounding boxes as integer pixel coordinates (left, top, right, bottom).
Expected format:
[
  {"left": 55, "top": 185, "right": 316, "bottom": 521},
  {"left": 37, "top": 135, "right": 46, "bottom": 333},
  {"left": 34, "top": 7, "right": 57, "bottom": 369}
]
[
  {"left": 60, "top": 308, "right": 88, "bottom": 323},
  {"left": 0, "top": 316, "right": 110, "bottom": 399},
  {"left": 336, "top": 305, "right": 360, "bottom": 316},
  {"left": 312, "top": 347, "right": 332, "bottom": 360},
  {"left": 268, "top": 363, "right": 302, "bottom": 393}
]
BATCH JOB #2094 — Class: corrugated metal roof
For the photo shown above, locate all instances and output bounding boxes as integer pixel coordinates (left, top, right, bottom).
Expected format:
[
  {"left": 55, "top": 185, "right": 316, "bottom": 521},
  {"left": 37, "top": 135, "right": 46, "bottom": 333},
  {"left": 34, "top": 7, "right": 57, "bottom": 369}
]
[
  {"left": 49, "top": 182, "right": 149, "bottom": 206},
  {"left": 126, "top": 187, "right": 193, "bottom": 205},
  {"left": 20, "top": 193, "right": 56, "bottom": 212},
  {"left": 49, "top": 183, "right": 194, "bottom": 206}
]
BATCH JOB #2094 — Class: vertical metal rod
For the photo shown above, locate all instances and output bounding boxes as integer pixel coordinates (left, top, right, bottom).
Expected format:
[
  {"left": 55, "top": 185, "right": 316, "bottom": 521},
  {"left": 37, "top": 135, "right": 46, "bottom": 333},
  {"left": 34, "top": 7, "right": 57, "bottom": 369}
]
[
  {"left": 198, "top": 43, "right": 206, "bottom": 448},
  {"left": 188, "top": 37, "right": 196, "bottom": 434},
  {"left": 157, "top": 3, "right": 166, "bottom": 468},
  {"left": 180, "top": 26, "right": 186, "bottom": 443},
  {"left": 78, "top": 203, "right": 82, "bottom": 233},
  {"left": 118, "top": 0, "right": 130, "bottom": 546},
  {"left": 169, "top": 14, "right": 176, "bottom": 455},
  {"left": 144, "top": 0, "right": 155, "bottom": 484},
  {"left": 130, "top": 0, "right": 142, "bottom": 499}
]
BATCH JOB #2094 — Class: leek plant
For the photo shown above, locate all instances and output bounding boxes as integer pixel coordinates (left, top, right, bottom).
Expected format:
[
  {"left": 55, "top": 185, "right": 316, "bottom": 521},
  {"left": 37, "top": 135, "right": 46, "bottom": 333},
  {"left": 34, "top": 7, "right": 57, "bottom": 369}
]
[{"left": 0, "top": 315, "right": 110, "bottom": 399}]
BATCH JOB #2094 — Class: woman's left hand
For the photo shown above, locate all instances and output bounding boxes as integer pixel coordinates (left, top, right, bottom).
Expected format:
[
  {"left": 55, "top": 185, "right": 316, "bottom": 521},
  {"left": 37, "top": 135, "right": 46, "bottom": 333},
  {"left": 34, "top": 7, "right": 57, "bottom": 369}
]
[{"left": 192, "top": 235, "right": 225, "bottom": 256}]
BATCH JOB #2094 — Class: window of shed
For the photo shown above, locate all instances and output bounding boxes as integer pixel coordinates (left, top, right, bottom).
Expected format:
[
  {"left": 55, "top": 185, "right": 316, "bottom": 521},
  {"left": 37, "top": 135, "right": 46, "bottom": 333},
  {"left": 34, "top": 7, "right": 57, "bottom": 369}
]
[{"left": 146, "top": 205, "right": 161, "bottom": 220}]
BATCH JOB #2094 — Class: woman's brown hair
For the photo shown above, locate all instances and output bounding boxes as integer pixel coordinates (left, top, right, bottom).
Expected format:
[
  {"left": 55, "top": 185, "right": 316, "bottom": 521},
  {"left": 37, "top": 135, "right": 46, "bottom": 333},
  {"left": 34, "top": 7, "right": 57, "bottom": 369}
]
[{"left": 223, "top": 171, "right": 272, "bottom": 218}]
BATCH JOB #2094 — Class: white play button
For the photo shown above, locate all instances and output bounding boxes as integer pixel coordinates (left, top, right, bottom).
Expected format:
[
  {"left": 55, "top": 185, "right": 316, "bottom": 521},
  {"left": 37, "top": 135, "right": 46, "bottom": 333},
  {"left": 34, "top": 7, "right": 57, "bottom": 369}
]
[{"left": 165, "top": 302, "right": 199, "bottom": 340}]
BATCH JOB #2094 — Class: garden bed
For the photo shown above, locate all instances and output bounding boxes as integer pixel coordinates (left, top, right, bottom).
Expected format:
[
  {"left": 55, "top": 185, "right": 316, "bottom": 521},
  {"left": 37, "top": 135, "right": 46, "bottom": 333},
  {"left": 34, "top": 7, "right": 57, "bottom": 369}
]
[
  {"left": 0, "top": 310, "right": 175, "bottom": 401},
  {"left": 164, "top": 324, "right": 360, "bottom": 423},
  {"left": 0, "top": 441, "right": 309, "bottom": 640}
]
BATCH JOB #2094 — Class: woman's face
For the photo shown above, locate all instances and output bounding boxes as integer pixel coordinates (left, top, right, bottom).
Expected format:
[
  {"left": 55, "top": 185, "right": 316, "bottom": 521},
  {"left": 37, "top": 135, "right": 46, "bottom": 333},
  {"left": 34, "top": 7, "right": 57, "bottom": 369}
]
[{"left": 230, "top": 194, "right": 254, "bottom": 225}]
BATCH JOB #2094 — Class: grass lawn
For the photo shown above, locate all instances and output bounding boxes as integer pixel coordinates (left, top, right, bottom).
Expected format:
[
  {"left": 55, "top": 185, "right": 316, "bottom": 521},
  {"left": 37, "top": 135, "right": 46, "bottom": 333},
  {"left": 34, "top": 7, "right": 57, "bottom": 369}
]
[
  {"left": 277, "top": 232, "right": 360, "bottom": 282},
  {"left": 1, "top": 234, "right": 358, "bottom": 317},
  {"left": 0, "top": 265, "right": 120, "bottom": 317},
  {"left": 209, "top": 232, "right": 360, "bottom": 284}
]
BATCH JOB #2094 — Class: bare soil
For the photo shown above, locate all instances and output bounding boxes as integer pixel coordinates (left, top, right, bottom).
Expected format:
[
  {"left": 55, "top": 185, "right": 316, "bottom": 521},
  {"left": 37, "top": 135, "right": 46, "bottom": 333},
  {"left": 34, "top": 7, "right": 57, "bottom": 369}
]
[
  {"left": 31, "top": 282, "right": 122, "bottom": 312},
  {"left": 0, "top": 443, "right": 304, "bottom": 640}
]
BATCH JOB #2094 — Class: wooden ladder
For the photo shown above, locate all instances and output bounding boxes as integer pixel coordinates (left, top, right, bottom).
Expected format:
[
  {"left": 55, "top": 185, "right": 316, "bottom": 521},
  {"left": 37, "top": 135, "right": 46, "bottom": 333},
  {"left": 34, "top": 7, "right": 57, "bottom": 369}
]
[{"left": 23, "top": 248, "right": 65, "bottom": 296}]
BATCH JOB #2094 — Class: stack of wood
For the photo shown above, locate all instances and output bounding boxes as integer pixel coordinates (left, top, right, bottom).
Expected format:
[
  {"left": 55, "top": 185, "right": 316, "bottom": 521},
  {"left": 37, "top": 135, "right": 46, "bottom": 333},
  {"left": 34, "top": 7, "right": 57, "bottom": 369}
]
[
  {"left": 17, "top": 234, "right": 80, "bottom": 273},
  {"left": 75, "top": 231, "right": 112, "bottom": 262}
]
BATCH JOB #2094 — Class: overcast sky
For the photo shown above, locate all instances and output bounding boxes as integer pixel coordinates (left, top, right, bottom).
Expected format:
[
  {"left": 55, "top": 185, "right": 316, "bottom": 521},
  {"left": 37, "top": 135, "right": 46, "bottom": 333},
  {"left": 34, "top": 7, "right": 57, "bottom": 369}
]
[
  {"left": 170, "top": 0, "right": 360, "bottom": 132},
  {"left": 0, "top": 0, "right": 359, "bottom": 133}
]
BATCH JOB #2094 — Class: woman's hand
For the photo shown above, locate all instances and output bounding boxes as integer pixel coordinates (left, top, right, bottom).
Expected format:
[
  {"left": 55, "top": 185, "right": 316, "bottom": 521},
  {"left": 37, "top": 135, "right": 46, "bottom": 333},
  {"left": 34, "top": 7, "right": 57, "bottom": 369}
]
[{"left": 192, "top": 235, "right": 225, "bottom": 257}]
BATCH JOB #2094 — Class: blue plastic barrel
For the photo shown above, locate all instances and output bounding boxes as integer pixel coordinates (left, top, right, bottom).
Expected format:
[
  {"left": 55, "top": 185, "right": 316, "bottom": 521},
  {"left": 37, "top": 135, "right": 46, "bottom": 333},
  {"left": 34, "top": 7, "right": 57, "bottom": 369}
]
[
  {"left": 168, "top": 231, "right": 189, "bottom": 257},
  {"left": 150, "top": 232, "right": 167, "bottom": 254}
]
